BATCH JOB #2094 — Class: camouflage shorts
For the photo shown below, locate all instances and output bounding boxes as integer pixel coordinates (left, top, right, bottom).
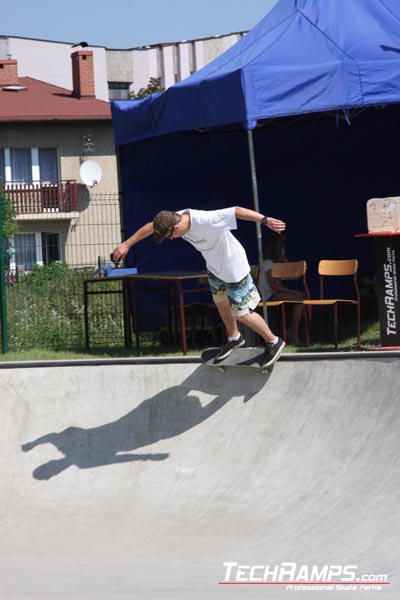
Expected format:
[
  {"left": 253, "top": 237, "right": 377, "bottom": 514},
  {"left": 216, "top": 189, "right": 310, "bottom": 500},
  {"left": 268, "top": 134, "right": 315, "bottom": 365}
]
[{"left": 208, "top": 271, "right": 261, "bottom": 317}]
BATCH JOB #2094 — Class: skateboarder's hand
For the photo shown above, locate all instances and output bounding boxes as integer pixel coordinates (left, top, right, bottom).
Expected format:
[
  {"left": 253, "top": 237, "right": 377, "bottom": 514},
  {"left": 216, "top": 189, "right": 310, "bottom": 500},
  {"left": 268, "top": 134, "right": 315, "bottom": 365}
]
[
  {"left": 265, "top": 217, "right": 286, "bottom": 234},
  {"left": 112, "top": 242, "right": 130, "bottom": 262}
]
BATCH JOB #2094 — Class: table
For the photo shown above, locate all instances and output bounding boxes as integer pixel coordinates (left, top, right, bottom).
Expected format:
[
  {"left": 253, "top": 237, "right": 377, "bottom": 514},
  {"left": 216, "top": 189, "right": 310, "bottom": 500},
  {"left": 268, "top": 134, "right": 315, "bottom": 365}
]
[
  {"left": 356, "top": 232, "right": 400, "bottom": 348},
  {"left": 129, "top": 271, "right": 210, "bottom": 355},
  {"left": 84, "top": 271, "right": 211, "bottom": 355}
]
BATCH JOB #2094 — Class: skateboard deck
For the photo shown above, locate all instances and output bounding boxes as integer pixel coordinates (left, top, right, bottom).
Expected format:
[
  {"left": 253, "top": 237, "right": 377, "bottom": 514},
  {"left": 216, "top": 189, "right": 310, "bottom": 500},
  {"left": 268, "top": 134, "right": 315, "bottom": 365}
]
[{"left": 201, "top": 347, "right": 271, "bottom": 372}]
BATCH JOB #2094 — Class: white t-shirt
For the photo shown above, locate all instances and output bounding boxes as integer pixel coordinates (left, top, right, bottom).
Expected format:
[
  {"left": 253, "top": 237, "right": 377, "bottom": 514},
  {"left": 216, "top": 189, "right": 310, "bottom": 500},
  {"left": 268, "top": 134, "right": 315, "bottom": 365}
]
[{"left": 178, "top": 207, "right": 250, "bottom": 283}]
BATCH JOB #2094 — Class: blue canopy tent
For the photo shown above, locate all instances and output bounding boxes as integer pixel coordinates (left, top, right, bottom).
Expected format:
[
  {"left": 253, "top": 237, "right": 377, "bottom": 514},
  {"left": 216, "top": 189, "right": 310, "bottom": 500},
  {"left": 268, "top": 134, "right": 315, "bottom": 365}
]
[
  {"left": 113, "top": 0, "right": 400, "bottom": 142},
  {"left": 111, "top": 0, "right": 400, "bottom": 328}
]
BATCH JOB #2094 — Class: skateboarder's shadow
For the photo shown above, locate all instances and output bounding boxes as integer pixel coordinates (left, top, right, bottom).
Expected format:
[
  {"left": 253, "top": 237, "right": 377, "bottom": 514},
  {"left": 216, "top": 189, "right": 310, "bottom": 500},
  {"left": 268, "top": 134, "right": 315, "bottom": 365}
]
[{"left": 21, "top": 365, "right": 268, "bottom": 480}]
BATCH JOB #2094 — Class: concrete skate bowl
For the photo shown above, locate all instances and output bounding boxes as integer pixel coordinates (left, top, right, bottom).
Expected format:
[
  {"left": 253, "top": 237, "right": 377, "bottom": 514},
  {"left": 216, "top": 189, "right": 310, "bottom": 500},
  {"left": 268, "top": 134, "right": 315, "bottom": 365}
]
[{"left": 1, "top": 353, "right": 399, "bottom": 599}]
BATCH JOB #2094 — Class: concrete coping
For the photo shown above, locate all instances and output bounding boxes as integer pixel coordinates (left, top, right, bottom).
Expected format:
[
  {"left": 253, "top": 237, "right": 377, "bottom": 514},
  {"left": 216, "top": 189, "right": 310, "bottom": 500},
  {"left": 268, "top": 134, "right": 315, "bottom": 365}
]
[{"left": 0, "top": 349, "right": 399, "bottom": 369}]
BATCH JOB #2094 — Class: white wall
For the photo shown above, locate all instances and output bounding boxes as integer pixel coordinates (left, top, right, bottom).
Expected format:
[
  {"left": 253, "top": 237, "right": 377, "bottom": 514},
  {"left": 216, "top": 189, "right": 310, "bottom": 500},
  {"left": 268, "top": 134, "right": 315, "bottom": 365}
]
[
  {"left": 2, "top": 32, "right": 244, "bottom": 100},
  {"left": 6, "top": 37, "right": 109, "bottom": 101}
]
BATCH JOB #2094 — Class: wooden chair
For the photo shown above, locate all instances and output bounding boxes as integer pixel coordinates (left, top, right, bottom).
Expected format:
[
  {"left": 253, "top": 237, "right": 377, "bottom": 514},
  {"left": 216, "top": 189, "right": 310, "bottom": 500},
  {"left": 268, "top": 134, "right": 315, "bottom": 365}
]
[
  {"left": 303, "top": 259, "right": 361, "bottom": 349},
  {"left": 257, "top": 260, "right": 311, "bottom": 345},
  {"left": 175, "top": 276, "right": 221, "bottom": 347}
]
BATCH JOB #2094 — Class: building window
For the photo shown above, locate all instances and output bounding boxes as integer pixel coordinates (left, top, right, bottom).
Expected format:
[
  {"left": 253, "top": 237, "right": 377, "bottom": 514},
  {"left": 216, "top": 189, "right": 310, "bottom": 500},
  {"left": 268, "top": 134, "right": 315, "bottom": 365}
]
[
  {"left": 13, "top": 233, "right": 37, "bottom": 270},
  {"left": 157, "top": 47, "right": 165, "bottom": 89},
  {"left": 38, "top": 149, "right": 58, "bottom": 182},
  {"left": 10, "top": 148, "right": 32, "bottom": 181},
  {"left": 11, "top": 231, "right": 61, "bottom": 272},
  {"left": 108, "top": 82, "right": 130, "bottom": 100},
  {"left": 5, "top": 147, "right": 59, "bottom": 182},
  {"left": 42, "top": 232, "right": 61, "bottom": 264},
  {"left": 189, "top": 41, "right": 197, "bottom": 74},
  {"left": 0, "top": 148, "right": 5, "bottom": 181},
  {"left": 173, "top": 44, "right": 181, "bottom": 83}
]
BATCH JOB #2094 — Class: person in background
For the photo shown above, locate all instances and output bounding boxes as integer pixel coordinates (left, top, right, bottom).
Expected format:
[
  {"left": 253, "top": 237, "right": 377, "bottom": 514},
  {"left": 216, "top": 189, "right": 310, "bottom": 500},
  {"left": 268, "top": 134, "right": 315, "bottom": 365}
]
[
  {"left": 263, "top": 232, "right": 305, "bottom": 345},
  {"left": 113, "top": 206, "right": 286, "bottom": 367}
]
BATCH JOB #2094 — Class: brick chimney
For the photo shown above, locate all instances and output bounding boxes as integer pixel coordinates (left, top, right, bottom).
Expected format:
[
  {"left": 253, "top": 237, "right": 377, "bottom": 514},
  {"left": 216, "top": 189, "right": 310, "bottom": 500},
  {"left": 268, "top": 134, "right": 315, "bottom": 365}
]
[
  {"left": 71, "top": 51, "right": 95, "bottom": 98},
  {"left": 0, "top": 59, "right": 19, "bottom": 86}
]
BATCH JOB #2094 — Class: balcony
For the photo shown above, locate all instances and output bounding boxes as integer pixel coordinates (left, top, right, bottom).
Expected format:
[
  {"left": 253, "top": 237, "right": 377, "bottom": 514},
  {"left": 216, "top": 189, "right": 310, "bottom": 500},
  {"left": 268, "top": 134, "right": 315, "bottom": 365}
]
[{"left": 5, "top": 180, "right": 78, "bottom": 216}]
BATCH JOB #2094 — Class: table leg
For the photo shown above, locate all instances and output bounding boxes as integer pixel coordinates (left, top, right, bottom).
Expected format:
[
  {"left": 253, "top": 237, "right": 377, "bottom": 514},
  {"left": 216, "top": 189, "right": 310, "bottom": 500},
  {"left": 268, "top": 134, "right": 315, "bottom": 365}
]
[
  {"left": 131, "top": 281, "right": 140, "bottom": 350},
  {"left": 122, "top": 280, "right": 132, "bottom": 349},
  {"left": 84, "top": 281, "right": 90, "bottom": 350},
  {"left": 166, "top": 282, "right": 173, "bottom": 344},
  {"left": 177, "top": 280, "right": 188, "bottom": 355}
]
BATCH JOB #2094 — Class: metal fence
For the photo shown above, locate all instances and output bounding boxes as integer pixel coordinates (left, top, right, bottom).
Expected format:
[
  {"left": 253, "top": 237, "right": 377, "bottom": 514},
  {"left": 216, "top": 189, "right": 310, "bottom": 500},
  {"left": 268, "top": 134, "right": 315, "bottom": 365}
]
[{"left": 2, "top": 193, "right": 129, "bottom": 352}]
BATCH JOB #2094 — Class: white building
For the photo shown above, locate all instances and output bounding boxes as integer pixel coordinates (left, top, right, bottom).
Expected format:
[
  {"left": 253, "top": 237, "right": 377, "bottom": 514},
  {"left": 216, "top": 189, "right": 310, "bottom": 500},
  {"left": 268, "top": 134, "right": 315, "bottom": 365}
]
[{"left": 0, "top": 31, "right": 247, "bottom": 102}]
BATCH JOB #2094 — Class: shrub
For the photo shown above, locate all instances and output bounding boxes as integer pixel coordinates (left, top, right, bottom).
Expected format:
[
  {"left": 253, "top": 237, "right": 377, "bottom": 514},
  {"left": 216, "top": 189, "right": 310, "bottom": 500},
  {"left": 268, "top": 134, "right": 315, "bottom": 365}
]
[{"left": 6, "top": 264, "right": 125, "bottom": 350}]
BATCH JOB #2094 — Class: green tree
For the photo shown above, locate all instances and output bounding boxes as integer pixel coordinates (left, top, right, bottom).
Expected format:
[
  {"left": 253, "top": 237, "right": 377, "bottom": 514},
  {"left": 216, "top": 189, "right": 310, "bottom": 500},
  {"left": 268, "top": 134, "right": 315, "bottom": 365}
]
[
  {"left": 129, "top": 77, "right": 165, "bottom": 100},
  {"left": 0, "top": 182, "right": 17, "bottom": 238}
]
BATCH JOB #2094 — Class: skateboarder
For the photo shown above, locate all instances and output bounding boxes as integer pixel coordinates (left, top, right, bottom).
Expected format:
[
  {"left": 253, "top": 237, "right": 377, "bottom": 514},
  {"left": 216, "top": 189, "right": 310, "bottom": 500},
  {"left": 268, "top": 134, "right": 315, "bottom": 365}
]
[{"left": 112, "top": 206, "right": 286, "bottom": 367}]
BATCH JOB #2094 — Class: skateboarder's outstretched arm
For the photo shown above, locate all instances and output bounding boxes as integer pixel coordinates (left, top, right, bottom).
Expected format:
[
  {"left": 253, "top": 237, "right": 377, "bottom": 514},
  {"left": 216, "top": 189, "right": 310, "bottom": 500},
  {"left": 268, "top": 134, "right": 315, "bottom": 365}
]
[
  {"left": 112, "top": 221, "right": 153, "bottom": 262},
  {"left": 234, "top": 206, "right": 286, "bottom": 234}
]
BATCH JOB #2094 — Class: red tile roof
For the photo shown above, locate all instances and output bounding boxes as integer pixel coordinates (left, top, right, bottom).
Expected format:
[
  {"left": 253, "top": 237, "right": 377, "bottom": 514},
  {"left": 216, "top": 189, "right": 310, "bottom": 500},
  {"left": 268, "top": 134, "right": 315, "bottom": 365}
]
[{"left": 0, "top": 77, "right": 111, "bottom": 122}]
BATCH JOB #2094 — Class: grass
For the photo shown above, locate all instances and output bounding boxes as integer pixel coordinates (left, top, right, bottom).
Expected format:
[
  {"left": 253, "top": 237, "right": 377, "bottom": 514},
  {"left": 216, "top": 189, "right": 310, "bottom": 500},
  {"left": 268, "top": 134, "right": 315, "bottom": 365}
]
[
  {"left": 0, "top": 313, "right": 386, "bottom": 363},
  {"left": 285, "top": 318, "right": 381, "bottom": 353}
]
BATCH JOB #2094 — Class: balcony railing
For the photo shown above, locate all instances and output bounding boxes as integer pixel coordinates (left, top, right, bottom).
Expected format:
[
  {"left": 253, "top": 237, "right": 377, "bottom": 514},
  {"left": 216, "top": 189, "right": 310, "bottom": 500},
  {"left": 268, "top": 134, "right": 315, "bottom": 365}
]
[{"left": 5, "top": 180, "right": 78, "bottom": 214}]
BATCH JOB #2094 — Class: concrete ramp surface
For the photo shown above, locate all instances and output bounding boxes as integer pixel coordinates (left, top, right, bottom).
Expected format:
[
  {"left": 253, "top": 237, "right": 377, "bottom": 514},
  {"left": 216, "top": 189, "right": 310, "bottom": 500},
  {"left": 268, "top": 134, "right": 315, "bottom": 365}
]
[{"left": 0, "top": 354, "right": 399, "bottom": 599}]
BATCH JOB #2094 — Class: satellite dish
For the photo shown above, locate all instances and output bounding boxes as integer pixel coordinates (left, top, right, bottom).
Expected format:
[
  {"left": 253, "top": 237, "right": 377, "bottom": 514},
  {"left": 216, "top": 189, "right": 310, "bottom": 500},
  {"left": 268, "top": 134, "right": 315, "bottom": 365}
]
[{"left": 80, "top": 160, "right": 102, "bottom": 187}]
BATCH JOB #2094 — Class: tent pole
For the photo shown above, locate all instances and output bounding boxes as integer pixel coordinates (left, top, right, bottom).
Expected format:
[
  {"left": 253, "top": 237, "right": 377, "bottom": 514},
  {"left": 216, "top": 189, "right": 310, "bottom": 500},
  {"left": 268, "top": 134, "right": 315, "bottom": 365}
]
[{"left": 247, "top": 128, "right": 268, "bottom": 323}]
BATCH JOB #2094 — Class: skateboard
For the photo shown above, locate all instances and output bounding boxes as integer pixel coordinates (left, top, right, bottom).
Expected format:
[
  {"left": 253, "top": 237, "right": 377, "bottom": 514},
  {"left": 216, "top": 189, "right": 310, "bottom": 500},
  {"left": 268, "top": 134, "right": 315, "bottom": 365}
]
[{"left": 201, "top": 347, "right": 272, "bottom": 373}]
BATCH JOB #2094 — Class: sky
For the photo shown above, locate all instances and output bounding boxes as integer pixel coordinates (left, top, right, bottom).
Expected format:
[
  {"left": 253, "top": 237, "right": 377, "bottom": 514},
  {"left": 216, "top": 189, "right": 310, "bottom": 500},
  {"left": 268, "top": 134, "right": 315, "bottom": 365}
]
[{"left": 3, "top": 0, "right": 278, "bottom": 49}]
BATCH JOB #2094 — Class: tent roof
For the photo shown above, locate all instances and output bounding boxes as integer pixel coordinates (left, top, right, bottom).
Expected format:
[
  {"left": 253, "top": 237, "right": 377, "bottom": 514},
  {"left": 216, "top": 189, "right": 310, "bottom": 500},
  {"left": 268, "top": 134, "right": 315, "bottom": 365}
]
[{"left": 112, "top": 0, "right": 400, "bottom": 146}]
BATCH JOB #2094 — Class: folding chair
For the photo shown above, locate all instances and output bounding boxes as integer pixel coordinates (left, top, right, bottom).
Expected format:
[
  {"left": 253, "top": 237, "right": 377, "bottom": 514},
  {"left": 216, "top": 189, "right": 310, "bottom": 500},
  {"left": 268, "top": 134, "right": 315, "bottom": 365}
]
[
  {"left": 175, "top": 276, "right": 220, "bottom": 347},
  {"left": 258, "top": 260, "right": 311, "bottom": 345},
  {"left": 303, "top": 259, "right": 361, "bottom": 349}
]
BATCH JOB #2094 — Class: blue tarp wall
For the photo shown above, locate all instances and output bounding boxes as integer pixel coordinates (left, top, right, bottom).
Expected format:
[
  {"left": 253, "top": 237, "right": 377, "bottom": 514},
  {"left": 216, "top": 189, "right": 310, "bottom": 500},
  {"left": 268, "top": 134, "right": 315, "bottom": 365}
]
[{"left": 118, "top": 105, "right": 400, "bottom": 329}]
